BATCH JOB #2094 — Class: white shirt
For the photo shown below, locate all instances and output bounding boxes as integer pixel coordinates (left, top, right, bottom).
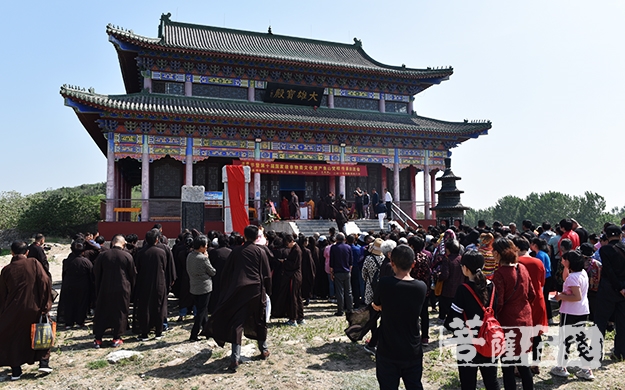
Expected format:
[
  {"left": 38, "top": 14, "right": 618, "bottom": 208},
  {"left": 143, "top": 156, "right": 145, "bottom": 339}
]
[{"left": 384, "top": 191, "right": 393, "bottom": 202}]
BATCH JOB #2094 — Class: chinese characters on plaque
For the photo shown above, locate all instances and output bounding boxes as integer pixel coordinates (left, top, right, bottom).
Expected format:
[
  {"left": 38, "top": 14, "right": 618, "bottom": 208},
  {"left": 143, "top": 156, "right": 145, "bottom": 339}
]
[{"left": 264, "top": 83, "right": 325, "bottom": 107}]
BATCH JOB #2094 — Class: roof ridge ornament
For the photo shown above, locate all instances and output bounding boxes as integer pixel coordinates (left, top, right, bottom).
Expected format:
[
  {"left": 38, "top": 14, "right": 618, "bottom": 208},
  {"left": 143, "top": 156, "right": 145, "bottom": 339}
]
[
  {"left": 353, "top": 37, "right": 362, "bottom": 48},
  {"left": 161, "top": 13, "right": 172, "bottom": 23},
  {"left": 159, "top": 12, "right": 172, "bottom": 38},
  {"left": 268, "top": 26, "right": 272, "bottom": 35}
]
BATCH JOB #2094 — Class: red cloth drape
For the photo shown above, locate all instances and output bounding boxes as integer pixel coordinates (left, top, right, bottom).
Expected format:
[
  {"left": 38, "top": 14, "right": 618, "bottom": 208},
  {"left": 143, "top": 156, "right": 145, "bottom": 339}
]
[{"left": 226, "top": 165, "right": 249, "bottom": 234}]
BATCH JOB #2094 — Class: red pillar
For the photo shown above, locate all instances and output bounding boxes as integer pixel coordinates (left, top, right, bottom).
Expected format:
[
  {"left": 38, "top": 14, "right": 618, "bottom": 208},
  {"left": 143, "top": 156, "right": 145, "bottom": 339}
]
[
  {"left": 381, "top": 166, "right": 387, "bottom": 193},
  {"left": 410, "top": 166, "right": 417, "bottom": 219}
]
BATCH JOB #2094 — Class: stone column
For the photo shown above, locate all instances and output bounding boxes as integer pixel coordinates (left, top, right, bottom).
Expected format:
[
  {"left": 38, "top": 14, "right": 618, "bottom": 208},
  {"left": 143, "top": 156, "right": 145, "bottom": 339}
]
[
  {"left": 381, "top": 166, "right": 387, "bottom": 193},
  {"left": 105, "top": 133, "right": 115, "bottom": 222},
  {"left": 430, "top": 169, "right": 437, "bottom": 219},
  {"left": 327, "top": 90, "right": 334, "bottom": 108},
  {"left": 184, "top": 80, "right": 192, "bottom": 96},
  {"left": 424, "top": 150, "right": 431, "bottom": 219},
  {"left": 143, "top": 76, "right": 152, "bottom": 92},
  {"left": 185, "top": 137, "right": 193, "bottom": 186},
  {"left": 379, "top": 94, "right": 386, "bottom": 113},
  {"left": 141, "top": 135, "right": 150, "bottom": 222},
  {"left": 410, "top": 165, "right": 417, "bottom": 219},
  {"left": 248, "top": 81, "right": 255, "bottom": 102},
  {"left": 408, "top": 96, "right": 414, "bottom": 114},
  {"left": 253, "top": 139, "right": 261, "bottom": 222},
  {"left": 339, "top": 144, "right": 346, "bottom": 197},
  {"left": 393, "top": 148, "right": 400, "bottom": 210}
]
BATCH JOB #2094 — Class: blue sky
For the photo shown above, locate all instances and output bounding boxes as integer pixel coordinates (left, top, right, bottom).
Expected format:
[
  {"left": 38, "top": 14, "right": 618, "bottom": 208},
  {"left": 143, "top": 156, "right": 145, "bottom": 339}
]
[{"left": 2, "top": 0, "right": 624, "bottom": 212}]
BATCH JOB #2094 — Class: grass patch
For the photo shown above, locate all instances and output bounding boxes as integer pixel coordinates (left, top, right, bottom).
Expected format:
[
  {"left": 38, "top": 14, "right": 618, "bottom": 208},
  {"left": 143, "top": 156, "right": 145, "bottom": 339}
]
[
  {"left": 327, "top": 352, "right": 348, "bottom": 361},
  {"left": 0, "top": 249, "right": 10, "bottom": 256},
  {"left": 441, "top": 372, "right": 461, "bottom": 389},
  {"left": 117, "top": 354, "right": 141, "bottom": 366},
  {"left": 341, "top": 372, "right": 379, "bottom": 389},
  {"left": 87, "top": 359, "right": 108, "bottom": 370}
]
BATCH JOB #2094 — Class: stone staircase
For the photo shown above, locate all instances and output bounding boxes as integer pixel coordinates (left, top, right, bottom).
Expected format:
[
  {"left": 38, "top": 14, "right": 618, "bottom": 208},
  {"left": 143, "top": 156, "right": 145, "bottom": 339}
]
[
  {"left": 293, "top": 218, "right": 384, "bottom": 237},
  {"left": 354, "top": 219, "right": 383, "bottom": 234},
  {"left": 292, "top": 219, "right": 337, "bottom": 237}
]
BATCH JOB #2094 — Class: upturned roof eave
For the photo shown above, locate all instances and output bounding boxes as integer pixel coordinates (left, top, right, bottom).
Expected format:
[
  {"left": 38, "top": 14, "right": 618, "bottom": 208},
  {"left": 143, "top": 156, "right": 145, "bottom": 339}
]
[
  {"left": 59, "top": 86, "right": 492, "bottom": 139},
  {"left": 106, "top": 24, "right": 453, "bottom": 81}
]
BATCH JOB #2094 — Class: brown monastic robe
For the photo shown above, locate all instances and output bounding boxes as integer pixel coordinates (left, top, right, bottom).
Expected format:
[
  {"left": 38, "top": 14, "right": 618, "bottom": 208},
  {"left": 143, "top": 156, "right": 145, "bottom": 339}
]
[
  {"left": 59, "top": 252, "right": 93, "bottom": 326},
  {"left": 300, "top": 245, "right": 316, "bottom": 301},
  {"left": 27, "top": 243, "right": 50, "bottom": 278},
  {"left": 273, "top": 244, "right": 303, "bottom": 319},
  {"left": 93, "top": 247, "right": 136, "bottom": 339},
  {"left": 172, "top": 243, "right": 193, "bottom": 310},
  {"left": 201, "top": 242, "right": 272, "bottom": 346},
  {"left": 207, "top": 246, "right": 232, "bottom": 313},
  {"left": 135, "top": 244, "right": 169, "bottom": 336},
  {"left": 0, "top": 255, "right": 52, "bottom": 367}
]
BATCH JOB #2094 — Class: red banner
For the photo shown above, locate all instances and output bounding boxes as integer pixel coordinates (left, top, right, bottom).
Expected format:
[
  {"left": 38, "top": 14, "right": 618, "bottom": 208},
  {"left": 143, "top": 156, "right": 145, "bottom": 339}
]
[
  {"left": 241, "top": 161, "right": 367, "bottom": 176},
  {"left": 225, "top": 165, "right": 249, "bottom": 235}
]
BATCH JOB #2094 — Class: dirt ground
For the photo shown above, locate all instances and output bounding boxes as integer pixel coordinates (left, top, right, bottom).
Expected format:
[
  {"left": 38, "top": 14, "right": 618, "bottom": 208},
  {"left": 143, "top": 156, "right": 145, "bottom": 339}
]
[{"left": 1, "top": 244, "right": 624, "bottom": 389}]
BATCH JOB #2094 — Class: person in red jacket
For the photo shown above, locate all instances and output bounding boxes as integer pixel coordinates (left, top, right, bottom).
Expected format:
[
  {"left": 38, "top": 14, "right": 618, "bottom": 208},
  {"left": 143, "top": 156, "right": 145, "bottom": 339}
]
[
  {"left": 514, "top": 236, "right": 548, "bottom": 375},
  {"left": 492, "top": 238, "right": 535, "bottom": 390},
  {"left": 558, "top": 218, "right": 580, "bottom": 251}
]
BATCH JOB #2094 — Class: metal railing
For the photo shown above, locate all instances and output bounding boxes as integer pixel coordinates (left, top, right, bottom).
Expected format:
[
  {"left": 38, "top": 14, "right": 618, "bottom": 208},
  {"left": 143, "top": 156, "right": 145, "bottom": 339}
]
[
  {"left": 390, "top": 202, "right": 422, "bottom": 230},
  {"left": 101, "top": 198, "right": 225, "bottom": 222},
  {"left": 394, "top": 201, "right": 428, "bottom": 219}
]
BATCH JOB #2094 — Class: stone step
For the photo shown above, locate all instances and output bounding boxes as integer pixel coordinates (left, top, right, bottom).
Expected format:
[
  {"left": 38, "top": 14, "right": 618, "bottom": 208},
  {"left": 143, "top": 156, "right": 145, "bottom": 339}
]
[{"left": 269, "top": 218, "right": 388, "bottom": 237}]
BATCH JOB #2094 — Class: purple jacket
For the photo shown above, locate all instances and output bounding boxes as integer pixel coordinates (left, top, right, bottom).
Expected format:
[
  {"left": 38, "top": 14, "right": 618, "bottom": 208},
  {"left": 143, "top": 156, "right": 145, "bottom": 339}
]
[
  {"left": 330, "top": 242, "right": 353, "bottom": 274},
  {"left": 438, "top": 253, "right": 465, "bottom": 298}
]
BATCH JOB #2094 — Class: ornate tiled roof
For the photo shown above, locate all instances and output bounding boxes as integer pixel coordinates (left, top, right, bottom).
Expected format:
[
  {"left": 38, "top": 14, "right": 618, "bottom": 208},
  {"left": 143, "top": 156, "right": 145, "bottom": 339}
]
[
  {"left": 60, "top": 86, "right": 490, "bottom": 138},
  {"left": 106, "top": 13, "right": 453, "bottom": 80}
]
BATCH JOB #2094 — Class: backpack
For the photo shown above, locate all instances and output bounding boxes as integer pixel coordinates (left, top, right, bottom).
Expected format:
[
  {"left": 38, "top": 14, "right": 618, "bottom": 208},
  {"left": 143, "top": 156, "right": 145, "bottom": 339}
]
[{"left": 462, "top": 283, "right": 505, "bottom": 358}]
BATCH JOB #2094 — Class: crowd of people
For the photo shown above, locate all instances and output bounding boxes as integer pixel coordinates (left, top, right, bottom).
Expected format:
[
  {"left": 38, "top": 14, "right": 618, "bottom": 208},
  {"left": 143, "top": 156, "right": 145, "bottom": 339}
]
[
  {"left": 1, "top": 216, "right": 624, "bottom": 389},
  {"left": 268, "top": 187, "right": 396, "bottom": 231}
]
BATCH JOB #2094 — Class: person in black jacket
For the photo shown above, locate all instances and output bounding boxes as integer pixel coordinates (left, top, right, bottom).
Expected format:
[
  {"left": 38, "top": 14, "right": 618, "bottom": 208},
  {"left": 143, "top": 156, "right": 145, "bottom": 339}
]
[
  {"left": 595, "top": 224, "right": 625, "bottom": 360},
  {"left": 376, "top": 201, "right": 387, "bottom": 231}
]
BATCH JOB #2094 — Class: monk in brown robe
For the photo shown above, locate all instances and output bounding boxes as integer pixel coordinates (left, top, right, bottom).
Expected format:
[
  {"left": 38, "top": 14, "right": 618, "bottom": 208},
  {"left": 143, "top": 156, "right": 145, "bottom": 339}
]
[
  {"left": 208, "top": 234, "right": 232, "bottom": 313},
  {"left": 289, "top": 191, "right": 300, "bottom": 219},
  {"left": 172, "top": 231, "right": 194, "bottom": 321},
  {"left": 280, "top": 235, "right": 304, "bottom": 325},
  {"left": 280, "top": 196, "right": 290, "bottom": 220},
  {"left": 135, "top": 229, "right": 170, "bottom": 340},
  {"left": 299, "top": 236, "right": 316, "bottom": 306},
  {"left": 93, "top": 234, "right": 136, "bottom": 348},
  {"left": 201, "top": 225, "right": 272, "bottom": 372},
  {"left": 59, "top": 239, "right": 93, "bottom": 328},
  {"left": 0, "top": 241, "right": 53, "bottom": 379},
  {"left": 27, "top": 233, "right": 50, "bottom": 278}
]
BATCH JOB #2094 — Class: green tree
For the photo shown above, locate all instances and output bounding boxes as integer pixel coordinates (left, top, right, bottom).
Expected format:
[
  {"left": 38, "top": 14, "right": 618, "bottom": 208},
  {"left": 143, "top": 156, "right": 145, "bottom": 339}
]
[
  {"left": 465, "top": 207, "right": 493, "bottom": 227},
  {"left": 0, "top": 191, "right": 31, "bottom": 230},
  {"left": 464, "top": 191, "right": 620, "bottom": 234},
  {"left": 17, "top": 192, "right": 101, "bottom": 237},
  {"left": 13, "top": 184, "right": 105, "bottom": 237},
  {"left": 491, "top": 195, "right": 523, "bottom": 225}
]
